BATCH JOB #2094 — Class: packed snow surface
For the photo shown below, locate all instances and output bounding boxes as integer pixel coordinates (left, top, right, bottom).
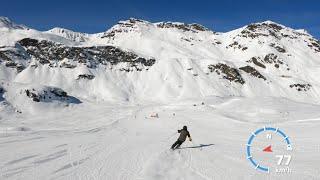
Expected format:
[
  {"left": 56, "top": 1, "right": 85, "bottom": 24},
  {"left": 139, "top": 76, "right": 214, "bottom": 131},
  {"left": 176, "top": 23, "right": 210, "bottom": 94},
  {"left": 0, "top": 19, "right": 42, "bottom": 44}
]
[{"left": 1, "top": 97, "right": 320, "bottom": 179}]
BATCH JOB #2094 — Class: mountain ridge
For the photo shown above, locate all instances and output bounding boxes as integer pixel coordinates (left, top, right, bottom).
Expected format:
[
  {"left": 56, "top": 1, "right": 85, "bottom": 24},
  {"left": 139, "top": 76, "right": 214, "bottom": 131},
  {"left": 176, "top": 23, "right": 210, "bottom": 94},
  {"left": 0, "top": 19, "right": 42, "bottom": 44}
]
[
  {"left": 0, "top": 16, "right": 28, "bottom": 30},
  {"left": 1, "top": 17, "right": 316, "bottom": 39},
  {"left": 1, "top": 16, "right": 320, "bottom": 115}
]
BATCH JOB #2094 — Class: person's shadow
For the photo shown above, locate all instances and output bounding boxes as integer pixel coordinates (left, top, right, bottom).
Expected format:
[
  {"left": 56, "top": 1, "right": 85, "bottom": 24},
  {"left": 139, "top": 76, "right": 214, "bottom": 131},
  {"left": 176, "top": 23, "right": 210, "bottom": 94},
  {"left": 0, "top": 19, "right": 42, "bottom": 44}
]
[{"left": 178, "top": 143, "right": 215, "bottom": 149}]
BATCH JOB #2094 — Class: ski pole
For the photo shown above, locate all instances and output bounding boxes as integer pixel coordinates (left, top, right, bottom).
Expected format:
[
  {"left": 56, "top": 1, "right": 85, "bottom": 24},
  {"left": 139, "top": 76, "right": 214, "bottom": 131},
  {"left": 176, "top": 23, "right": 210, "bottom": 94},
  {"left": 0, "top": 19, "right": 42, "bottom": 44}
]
[
  {"left": 162, "top": 132, "right": 177, "bottom": 142},
  {"left": 167, "top": 132, "right": 177, "bottom": 139}
]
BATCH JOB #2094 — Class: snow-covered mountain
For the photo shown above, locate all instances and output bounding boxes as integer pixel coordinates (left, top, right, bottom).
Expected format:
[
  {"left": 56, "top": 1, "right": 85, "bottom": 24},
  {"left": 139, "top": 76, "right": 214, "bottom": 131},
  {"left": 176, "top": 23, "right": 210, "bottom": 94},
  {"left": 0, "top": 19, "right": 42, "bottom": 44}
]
[
  {"left": 1, "top": 17, "right": 320, "bottom": 114},
  {"left": 0, "top": 16, "right": 28, "bottom": 30},
  {"left": 1, "top": 17, "right": 320, "bottom": 180},
  {"left": 46, "top": 27, "right": 90, "bottom": 42}
]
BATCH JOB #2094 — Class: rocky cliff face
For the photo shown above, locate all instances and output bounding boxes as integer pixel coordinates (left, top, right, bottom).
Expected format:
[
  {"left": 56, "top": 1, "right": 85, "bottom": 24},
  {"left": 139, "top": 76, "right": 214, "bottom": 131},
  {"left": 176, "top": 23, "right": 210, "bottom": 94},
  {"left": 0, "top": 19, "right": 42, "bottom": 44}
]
[{"left": 18, "top": 38, "right": 155, "bottom": 71}]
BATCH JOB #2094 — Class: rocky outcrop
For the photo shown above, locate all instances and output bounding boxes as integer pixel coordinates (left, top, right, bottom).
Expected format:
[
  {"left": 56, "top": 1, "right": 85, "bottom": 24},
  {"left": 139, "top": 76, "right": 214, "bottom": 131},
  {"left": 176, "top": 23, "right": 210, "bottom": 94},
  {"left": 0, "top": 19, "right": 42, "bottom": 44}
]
[
  {"left": 226, "top": 41, "right": 248, "bottom": 51},
  {"left": 263, "top": 53, "right": 287, "bottom": 69},
  {"left": 101, "top": 18, "right": 145, "bottom": 39},
  {"left": 247, "top": 57, "right": 266, "bottom": 69},
  {"left": 238, "top": 22, "right": 283, "bottom": 39},
  {"left": 4, "top": 61, "right": 25, "bottom": 72},
  {"left": 0, "top": 47, "right": 28, "bottom": 72},
  {"left": 0, "top": 51, "right": 11, "bottom": 62},
  {"left": 189, "top": 23, "right": 209, "bottom": 32},
  {"left": 18, "top": 38, "right": 156, "bottom": 71},
  {"left": 0, "top": 86, "right": 4, "bottom": 96},
  {"left": 24, "top": 87, "right": 78, "bottom": 103},
  {"left": 50, "top": 88, "right": 67, "bottom": 97},
  {"left": 59, "top": 62, "right": 76, "bottom": 69},
  {"left": 239, "top": 29, "right": 267, "bottom": 39},
  {"left": 0, "top": 86, "right": 4, "bottom": 102},
  {"left": 208, "top": 63, "right": 266, "bottom": 84},
  {"left": 289, "top": 83, "right": 311, "bottom": 92},
  {"left": 270, "top": 43, "right": 286, "bottom": 53},
  {"left": 25, "top": 89, "right": 41, "bottom": 102},
  {"left": 157, "top": 22, "right": 210, "bottom": 32},
  {"left": 208, "top": 63, "right": 245, "bottom": 84},
  {"left": 247, "top": 54, "right": 289, "bottom": 70},
  {"left": 307, "top": 38, "right": 320, "bottom": 52},
  {"left": 239, "top": 66, "right": 266, "bottom": 80},
  {"left": 77, "top": 74, "right": 95, "bottom": 80},
  {"left": 247, "top": 22, "right": 283, "bottom": 32}
]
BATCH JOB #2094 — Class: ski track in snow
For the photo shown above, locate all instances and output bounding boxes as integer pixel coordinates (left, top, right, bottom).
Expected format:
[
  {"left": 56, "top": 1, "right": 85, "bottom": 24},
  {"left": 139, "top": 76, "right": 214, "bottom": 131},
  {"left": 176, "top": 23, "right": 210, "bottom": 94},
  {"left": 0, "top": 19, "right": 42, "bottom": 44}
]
[{"left": 0, "top": 97, "right": 320, "bottom": 180}]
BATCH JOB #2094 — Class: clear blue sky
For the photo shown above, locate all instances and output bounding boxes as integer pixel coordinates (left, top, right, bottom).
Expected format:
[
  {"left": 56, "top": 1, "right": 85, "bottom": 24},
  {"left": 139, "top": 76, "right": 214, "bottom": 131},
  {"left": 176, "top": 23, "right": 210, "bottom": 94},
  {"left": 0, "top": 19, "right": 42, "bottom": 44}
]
[{"left": 1, "top": 0, "right": 319, "bottom": 38}]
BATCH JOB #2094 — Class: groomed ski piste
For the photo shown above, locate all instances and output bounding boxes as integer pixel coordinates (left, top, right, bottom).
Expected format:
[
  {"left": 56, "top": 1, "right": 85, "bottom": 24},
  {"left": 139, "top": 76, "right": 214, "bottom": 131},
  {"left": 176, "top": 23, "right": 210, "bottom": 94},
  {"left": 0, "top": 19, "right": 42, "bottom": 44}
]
[
  {"left": 0, "top": 17, "right": 320, "bottom": 179},
  {"left": 1, "top": 96, "right": 320, "bottom": 180}
]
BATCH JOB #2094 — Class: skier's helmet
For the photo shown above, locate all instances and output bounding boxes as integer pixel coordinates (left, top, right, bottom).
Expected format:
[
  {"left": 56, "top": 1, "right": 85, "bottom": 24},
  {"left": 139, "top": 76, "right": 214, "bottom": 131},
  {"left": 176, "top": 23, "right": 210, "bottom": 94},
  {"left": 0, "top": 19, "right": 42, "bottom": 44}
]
[{"left": 183, "top": 126, "right": 187, "bottom": 130}]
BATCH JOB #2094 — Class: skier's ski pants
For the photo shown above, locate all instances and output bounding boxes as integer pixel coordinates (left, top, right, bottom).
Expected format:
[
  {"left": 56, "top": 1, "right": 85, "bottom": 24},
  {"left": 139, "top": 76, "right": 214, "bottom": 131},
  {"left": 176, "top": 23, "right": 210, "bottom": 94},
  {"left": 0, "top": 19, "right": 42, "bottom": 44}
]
[{"left": 171, "top": 140, "right": 184, "bottom": 149}]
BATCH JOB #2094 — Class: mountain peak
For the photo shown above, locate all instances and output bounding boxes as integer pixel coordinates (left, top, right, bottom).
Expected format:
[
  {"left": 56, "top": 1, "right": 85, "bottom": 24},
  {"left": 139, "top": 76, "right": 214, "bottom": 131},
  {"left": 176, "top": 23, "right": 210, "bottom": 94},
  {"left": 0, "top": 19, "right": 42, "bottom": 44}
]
[
  {"left": 101, "top": 18, "right": 213, "bottom": 39},
  {"left": 260, "top": 20, "right": 281, "bottom": 25},
  {"left": 155, "top": 21, "right": 211, "bottom": 32},
  {"left": 117, "top": 18, "right": 152, "bottom": 27},
  {"left": 47, "top": 27, "right": 85, "bottom": 35},
  {"left": 0, "top": 16, "right": 27, "bottom": 30},
  {"left": 234, "top": 20, "right": 316, "bottom": 40},
  {"left": 231, "top": 20, "right": 293, "bottom": 39},
  {"left": 246, "top": 20, "right": 285, "bottom": 32},
  {"left": 295, "top": 29, "right": 309, "bottom": 35},
  {"left": 46, "top": 27, "right": 89, "bottom": 42},
  {"left": 48, "top": 27, "right": 69, "bottom": 32}
]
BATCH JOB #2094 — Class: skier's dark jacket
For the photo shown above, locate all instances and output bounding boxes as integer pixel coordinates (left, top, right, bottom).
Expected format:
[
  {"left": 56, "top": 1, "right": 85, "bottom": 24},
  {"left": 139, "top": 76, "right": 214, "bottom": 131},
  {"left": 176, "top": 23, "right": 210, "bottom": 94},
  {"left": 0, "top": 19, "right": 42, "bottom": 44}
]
[{"left": 177, "top": 126, "right": 191, "bottom": 142}]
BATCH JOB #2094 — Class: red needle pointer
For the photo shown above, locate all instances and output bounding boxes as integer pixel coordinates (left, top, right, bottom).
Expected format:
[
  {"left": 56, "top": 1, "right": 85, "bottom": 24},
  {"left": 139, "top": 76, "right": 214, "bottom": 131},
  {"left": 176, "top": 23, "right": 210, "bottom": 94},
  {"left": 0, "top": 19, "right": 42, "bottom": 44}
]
[{"left": 263, "top": 145, "right": 273, "bottom": 152}]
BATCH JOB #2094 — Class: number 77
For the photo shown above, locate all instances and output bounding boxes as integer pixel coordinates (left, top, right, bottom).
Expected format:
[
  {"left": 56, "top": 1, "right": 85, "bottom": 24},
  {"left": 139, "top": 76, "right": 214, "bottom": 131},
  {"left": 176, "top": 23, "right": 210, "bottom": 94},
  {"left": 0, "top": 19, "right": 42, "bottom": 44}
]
[{"left": 276, "top": 155, "right": 292, "bottom": 165}]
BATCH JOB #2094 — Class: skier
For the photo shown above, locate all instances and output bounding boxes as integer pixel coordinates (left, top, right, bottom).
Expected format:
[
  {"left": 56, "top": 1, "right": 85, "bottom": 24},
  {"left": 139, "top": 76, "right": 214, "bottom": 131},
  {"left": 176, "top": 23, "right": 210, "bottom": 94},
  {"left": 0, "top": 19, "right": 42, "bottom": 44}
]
[{"left": 171, "top": 126, "right": 192, "bottom": 150}]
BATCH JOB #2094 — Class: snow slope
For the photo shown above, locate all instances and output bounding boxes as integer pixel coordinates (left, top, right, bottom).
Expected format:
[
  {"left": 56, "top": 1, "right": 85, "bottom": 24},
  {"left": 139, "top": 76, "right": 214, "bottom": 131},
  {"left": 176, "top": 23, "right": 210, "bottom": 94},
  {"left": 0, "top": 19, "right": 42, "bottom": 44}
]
[
  {"left": 0, "top": 97, "right": 320, "bottom": 179},
  {"left": 0, "top": 17, "right": 320, "bottom": 105}
]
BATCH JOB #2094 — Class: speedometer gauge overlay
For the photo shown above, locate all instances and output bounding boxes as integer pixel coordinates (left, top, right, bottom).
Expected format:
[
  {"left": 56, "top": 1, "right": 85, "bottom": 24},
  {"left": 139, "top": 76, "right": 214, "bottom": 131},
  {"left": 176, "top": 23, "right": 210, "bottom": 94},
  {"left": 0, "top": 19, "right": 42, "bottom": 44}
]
[{"left": 246, "top": 127, "right": 292, "bottom": 173}]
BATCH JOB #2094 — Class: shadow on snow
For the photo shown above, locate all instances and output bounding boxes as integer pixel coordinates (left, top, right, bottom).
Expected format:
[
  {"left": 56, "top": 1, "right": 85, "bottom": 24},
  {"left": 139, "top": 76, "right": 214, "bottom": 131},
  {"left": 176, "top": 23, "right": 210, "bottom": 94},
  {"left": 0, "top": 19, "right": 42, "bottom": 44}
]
[{"left": 178, "top": 143, "right": 215, "bottom": 149}]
